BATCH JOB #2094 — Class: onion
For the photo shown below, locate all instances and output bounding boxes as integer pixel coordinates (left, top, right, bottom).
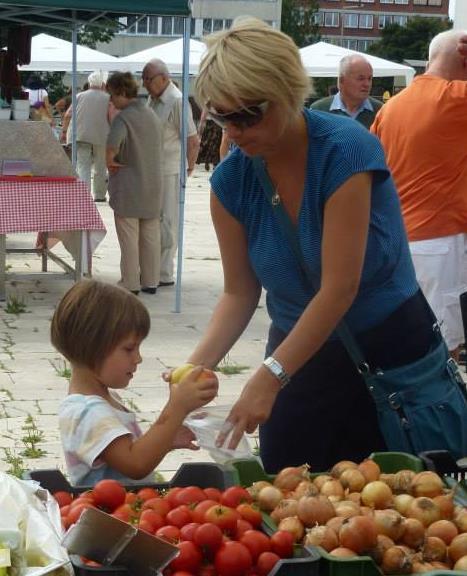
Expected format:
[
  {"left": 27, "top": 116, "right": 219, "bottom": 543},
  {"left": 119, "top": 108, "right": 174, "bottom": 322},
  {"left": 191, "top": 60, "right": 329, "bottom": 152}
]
[
  {"left": 448, "top": 533, "right": 467, "bottom": 563},
  {"left": 379, "top": 473, "right": 397, "bottom": 490},
  {"left": 411, "top": 471, "right": 444, "bottom": 498},
  {"left": 340, "top": 469, "right": 366, "bottom": 493},
  {"left": 381, "top": 545, "right": 412, "bottom": 574},
  {"left": 278, "top": 515, "right": 305, "bottom": 543},
  {"left": 360, "top": 506, "right": 374, "bottom": 517},
  {"left": 270, "top": 498, "right": 298, "bottom": 524},
  {"left": 258, "top": 485, "right": 283, "bottom": 512},
  {"left": 248, "top": 480, "right": 272, "bottom": 500},
  {"left": 274, "top": 464, "right": 310, "bottom": 491},
  {"left": 368, "top": 534, "right": 395, "bottom": 565},
  {"left": 339, "top": 515, "right": 378, "bottom": 554},
  {"left": 361, "top": 481, "right": 393, "bottom": 509},
  {"left": 411, "top": 557, "right": 435, "bottom": 573},
  {"left": 320, "top": 479, "right": 345, "bottom": 502},
  {"left": 330, "top": 460, "right": 358, "bottom": 479},
  {"left": 313, "top": 474, "right": 333, "bottom": 491},
  {"left": 422, "top": 536, "right": 447, "bottom": 562},
  {"left": 433, "top": 492, "right": 454, "bottom": 520},
  {"left": 329, "top": 547, "right": 357, "bottom": 557},
  {"left": 373, "top": 509, "right": 405, "bottom": 542},
  {"left": 346, "top": 492, "right": 362, "bottom": 504},
  {"left": 326, "top": 516, "right": 345, "bottom": 535},
  {"left": 400, "top": 518, "right": 425, "bottom": 549},
  {"left": 454, "top": 555, "right": 467, "bottom": 571},
  {"left": 392, "top": 470, "right": 416, "bottom": 494},
  {"left": 297, "top": 495, "right": 335, "bottom": 527},
  {"left": 303, "top": 525, "right": 339, "bottom": 552},
  {"left": 393, "top": 494, "right": 414, "bottom": 516},
  {"left": 358, "top": 459, "right": 380, "bottom": 483},
  {"left": 334, "top": 500, "right": 361, "bottom": 519},
  {"left": 454, "top": 510, "right": 467, "bottom": 532},
  {"left": 293, "top": 479, "right": 318, "bottom": 499},
  {"left": 406, "top": 497, "right": 441, "bottom": 527},
  {"left": 426, "top": 519, "right": 458, "bottom": 545}
]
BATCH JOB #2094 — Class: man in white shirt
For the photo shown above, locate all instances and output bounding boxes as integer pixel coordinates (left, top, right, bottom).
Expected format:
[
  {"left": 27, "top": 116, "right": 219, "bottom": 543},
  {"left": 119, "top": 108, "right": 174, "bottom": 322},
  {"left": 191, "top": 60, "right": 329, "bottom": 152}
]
[
  {"left": 62, "top": 71, "right": 110, "bottom": 202},
  {"left": 143, "top": 59, "right": 200, "bottom": 286}
]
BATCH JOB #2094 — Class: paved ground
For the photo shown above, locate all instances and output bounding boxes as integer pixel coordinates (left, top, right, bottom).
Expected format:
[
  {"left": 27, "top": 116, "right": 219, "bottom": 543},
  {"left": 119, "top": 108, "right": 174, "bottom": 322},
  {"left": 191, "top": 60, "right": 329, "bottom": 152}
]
[{"left": 0, "top": 168, "right": 269, "bottom": 481}]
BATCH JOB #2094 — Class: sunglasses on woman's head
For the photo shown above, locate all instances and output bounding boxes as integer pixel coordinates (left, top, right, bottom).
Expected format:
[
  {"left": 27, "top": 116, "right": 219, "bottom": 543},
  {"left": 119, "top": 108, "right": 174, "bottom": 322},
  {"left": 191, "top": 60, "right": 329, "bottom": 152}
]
[{"left": 206, "top": 101, "right": 269, "bottom": 129}]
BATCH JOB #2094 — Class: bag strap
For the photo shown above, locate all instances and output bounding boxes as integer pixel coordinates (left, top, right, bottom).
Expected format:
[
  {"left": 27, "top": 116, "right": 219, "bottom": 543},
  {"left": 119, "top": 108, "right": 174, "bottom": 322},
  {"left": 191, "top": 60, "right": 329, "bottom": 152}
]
[{"left": 252, "top": 155, "right": 370, "bottom": 374}]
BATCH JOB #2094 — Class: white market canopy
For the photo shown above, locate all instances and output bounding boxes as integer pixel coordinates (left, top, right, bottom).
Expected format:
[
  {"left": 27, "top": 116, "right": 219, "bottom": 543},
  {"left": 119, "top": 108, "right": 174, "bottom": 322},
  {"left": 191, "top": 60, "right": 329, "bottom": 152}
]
[
  {"left": 300, "top": 41, "right": 416, "bottom": 85},
  {"left": 19, "top": 33, "right": 123, "bottom": 72},
  {"left": 120, "top": 37, "right": 206, "bottom": 75}
]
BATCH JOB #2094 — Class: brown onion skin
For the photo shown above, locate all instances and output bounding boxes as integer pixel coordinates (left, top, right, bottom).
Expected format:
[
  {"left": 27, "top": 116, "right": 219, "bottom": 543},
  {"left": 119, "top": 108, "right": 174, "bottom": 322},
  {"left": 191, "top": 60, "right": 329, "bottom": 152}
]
[
  {"left": 303, "top": 525, "right": 339, "bottom": 552},
  {"left": 392, "top": 470, "right": 416, "bottom": 494},
  {"left": 277, "top": 515, "right": 305, "bottom": 543},
  {"left": 297, "top": 495, "right": 335, "bottom": 527},
  {"left": 258, "top": 485, "right": 283, "bottom": 512},
  {"left": 381, "top": 545, "right": 412, "bottom": 575},
  {"left": 422, "top": 536, "right": 447, "bottom": 562},
  {"left": 358, "top": 459, "right": 381, "bottom": 483},
  {"left": 326, "top": 515, "right": 346, "bottom": 535},
  {"left": 274, "top": 465, "right": 310, "bottom": 491},
  {"left": 448, "top": 532, "right": 467, "bottom": 563},
  {"left": 293, "top": 479, "right": 318, "bottom": 499},
  {"left": 373, "top": 509, "right": 405, "bottom": 542},
  {"left": 406, "top": 497, "right": 441, "bottom": 527},
  {"left": 339, "top": 515, "right": 378, "bottom": 554},
  {"left": 411, "top": 471, "right": 444, "bottom": 499},
  {"left": 454, "top": 510, "right": 467, "bottom": 533},
  {"left": 329, "top": 547, "right": 357, "bottom": 557},
  {"left": 361, "top": 481, "right": 393, "bottom": 509},
  {"left": 400, "top": 518, "right": 425, "bottom": 549},
  {"left": 270, "top": 498, "right": 298, "bottom": 523},
  {"left": 426, "top": 519, "right": 458, "bottom": 545},
  {"left": 454, "top": 555, "right": 467, "bottom": 571},
  {"left": 340, "top": 469, "right": 366, "bottom": 493},
  {"left": 368, "top": 534, "right": 395, "bottom": 565},
  {"left": 433, "top": 492, "right": 455, "bottom": 520},
  {"left": 330, "top": 460, "right": 358, "bottom": 479}
]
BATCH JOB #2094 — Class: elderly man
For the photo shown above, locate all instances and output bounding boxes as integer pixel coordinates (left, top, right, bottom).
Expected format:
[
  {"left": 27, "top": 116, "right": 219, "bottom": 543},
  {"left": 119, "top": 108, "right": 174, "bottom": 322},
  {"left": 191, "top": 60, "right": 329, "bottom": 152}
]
[
  {"left": 371, "top": 30, "right": 467, "bottom": 359},
  {"left": 311, "top": 55, "right": 382, "bottom": 129},
  {"left": 61, "top": 71, "right": 110, "bottom": 201},
  {"left": 142, "top": 59, "right": 200, "bottom": 287}
]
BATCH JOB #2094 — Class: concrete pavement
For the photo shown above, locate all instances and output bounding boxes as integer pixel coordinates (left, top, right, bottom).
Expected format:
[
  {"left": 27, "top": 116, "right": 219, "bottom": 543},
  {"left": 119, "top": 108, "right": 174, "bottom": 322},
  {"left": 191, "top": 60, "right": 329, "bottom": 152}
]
[{"left": 0, "top": 168, "right": 269, "bottom": 481}]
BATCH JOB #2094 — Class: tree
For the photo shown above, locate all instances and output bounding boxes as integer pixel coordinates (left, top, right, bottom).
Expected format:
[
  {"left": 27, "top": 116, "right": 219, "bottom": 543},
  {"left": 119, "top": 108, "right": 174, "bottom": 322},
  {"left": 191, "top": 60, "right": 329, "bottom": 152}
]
[
  {"left": 281, "top": 0, "right": 320, "bottom": 48},
  {"left": 368, "top": 16, "right": 451, "bottom": 63}
]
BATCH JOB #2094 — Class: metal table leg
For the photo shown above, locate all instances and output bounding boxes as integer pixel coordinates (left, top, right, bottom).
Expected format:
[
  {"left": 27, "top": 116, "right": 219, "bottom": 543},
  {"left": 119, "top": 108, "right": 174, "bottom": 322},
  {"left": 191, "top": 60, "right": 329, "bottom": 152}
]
[{"left": 0, "top": 235, "right": 6, "bottom": 301}]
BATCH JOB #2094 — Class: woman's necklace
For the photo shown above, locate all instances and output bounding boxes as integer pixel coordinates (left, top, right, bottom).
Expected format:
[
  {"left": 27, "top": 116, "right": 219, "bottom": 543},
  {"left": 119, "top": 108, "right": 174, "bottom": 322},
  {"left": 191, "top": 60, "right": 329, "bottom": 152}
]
[{"left": 271, "top": 186, "right": 281, "bottom": 206}]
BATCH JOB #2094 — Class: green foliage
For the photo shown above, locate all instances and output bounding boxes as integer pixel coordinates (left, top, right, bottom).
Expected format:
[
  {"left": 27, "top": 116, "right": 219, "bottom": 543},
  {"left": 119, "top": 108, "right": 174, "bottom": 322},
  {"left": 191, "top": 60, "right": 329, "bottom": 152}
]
[
  {"left": 3, "top": 448, "right": 25, "bottom": 478},
  {"left": 281, "top": 0, "right": 320, "bottom": 48},
  {"left": 4, "top": 295, "right": 27, "bottom": 315},
  {"left": 21, "top": 415, "right": 46, "bottom": 459},
  {"left": 368, "top": 16, "right": 451, "bottom": 63}
]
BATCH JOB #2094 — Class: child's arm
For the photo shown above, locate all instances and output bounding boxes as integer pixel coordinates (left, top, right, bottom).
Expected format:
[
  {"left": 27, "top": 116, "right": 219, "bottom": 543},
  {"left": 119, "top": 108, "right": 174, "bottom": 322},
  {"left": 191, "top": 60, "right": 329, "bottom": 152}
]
[{"left": 99, "top": 366, "right": 218, "bottom": 479}]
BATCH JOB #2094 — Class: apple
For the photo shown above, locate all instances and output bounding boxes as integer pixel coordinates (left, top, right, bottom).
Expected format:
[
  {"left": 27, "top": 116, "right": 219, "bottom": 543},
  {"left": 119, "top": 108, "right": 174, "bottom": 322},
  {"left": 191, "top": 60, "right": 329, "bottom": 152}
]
[{"left": 171, "top": 363, "right": 195, "bottom": 384}]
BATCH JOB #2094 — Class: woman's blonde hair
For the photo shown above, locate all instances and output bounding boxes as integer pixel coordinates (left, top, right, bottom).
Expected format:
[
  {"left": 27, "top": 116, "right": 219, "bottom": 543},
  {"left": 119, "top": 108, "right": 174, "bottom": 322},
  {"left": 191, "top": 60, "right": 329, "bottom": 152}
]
[
  {"left": 51, "top": 280, "right": 150, "bottom": 371},
  {"left": 196, "top": 17, "right": 310, "bottom": 114}
]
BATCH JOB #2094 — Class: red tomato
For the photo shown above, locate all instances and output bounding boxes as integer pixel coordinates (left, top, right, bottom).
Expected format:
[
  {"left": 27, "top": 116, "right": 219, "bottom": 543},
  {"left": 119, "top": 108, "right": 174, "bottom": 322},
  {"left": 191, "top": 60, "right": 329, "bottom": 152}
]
[
  {"left": 138, "top": 519, "right": 155, "bottom": 534},
  {"left": 179, "top": 522, "right": 201, "bottom": 542},
  {"left": 236, "top": 503, "right": 263, "bottom": 528},
  {"left": 239, "top": 530, "right": 271, "bottom": 562},
  {"left": 204, "top": 505, "right": 240, "bottom": 535},
  {"left": 214, "top": 541, "right": 253, "bottom": 576},
  {"left": 66, "top": 502, "right": 94, "bottom": 525},
  {"left": 220, "top": 486, "right": 252, "bottom": 508},
  {"left": 156, "top": 524, "right": 181, "bottom": 543},
  {"left": 171, "top": 572, "right": 194, "bottom": 576},
  {"left": 70, "top": 496, "right": 94, "bottom": 509},
  {"left": 169, "top": 541, "right": 202, "bottom": 573},
  {"left": 256, "top": 551, "right": 281, "bottom": 576},
  {"left": 174, "top": 486, "right": 207, "bottom": 507},
  {"left": 191, "top": 499, "right": 219, "bottom": 524},
  {"left": 139, "top": 509, "right": 165, "bottom": 531},
  {"left": 112, "top": 503, "right": 139, "bottom": 524},
  {"left": 204, "top": 487, "right": 222, "bottom": 502},
  {"left": 125, "top": 492, "right": 138, "bottom": 506},
  {"left": 136, "top": 487, "right": 160, "bottom": 501},
  {"left": 166, "top": 505, "right": 193, "bottom": 528},
  {"left": 92, "top": 479, "right": 126, "bottom": 512},
  {"left": 142, "top": 497, "right": 170, "bottom": 517},
  {"left": 193, "top": 522, "right": 224, "bottom": 554},
  {"left": 269, "top": 530, "right": 294, "bottom": 559},
  {"left": 235, "top": 518, "right": 254, "bottom": 539},
  {"left": 165, "top": 487, "right": 184, "bottom": 508},
  {"left": 197, "top": 563, "right": 216, "bottom": 576},
  {"left": 53, "top": 490, "right": 73, "bottom": 508}
]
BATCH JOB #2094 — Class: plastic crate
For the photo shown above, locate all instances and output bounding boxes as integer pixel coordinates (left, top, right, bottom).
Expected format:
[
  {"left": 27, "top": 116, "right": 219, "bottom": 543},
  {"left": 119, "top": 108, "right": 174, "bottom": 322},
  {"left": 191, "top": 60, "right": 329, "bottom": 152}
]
[
  {"left": 419, "top": 450, "right": 467, "bottom": 506},
  {"left": 23, "top": 461, "right": 237, "bottom": 493},
  {"left": 70, "top": 555, "right": 129, "bottom": 576}
]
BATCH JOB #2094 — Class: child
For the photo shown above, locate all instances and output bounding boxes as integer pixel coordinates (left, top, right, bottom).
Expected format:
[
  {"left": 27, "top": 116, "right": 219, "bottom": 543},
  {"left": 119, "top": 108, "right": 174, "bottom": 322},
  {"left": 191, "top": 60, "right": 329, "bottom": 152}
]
[{"left": 51, "top": 280, "right": 218, "bottom": 486}]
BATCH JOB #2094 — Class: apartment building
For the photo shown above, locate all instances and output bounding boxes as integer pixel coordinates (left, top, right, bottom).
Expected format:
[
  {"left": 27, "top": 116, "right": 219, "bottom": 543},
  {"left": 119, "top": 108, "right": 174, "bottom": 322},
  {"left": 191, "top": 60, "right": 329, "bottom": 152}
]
[
  {"left": 317, "top": 0, "right": 449, "bottom": 53},
  {"left": 99, "top": 0, "right": 282, "bottom": 58}
]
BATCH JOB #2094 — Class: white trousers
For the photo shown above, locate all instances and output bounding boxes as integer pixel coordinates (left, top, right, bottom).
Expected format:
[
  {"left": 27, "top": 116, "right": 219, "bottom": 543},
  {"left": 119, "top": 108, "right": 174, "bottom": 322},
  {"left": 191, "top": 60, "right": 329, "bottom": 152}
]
[
  {"left": 114, "top": 214, "right": 161, "bottom": 292},
  {"left": 410, "top": 233, "right": 467, "bottom": 351},
  {"left": 76, "top": 142, "right": 107, "bottom": 201},
  {"left": 160, "top": 173, "right": 180, "bottom": 283}
]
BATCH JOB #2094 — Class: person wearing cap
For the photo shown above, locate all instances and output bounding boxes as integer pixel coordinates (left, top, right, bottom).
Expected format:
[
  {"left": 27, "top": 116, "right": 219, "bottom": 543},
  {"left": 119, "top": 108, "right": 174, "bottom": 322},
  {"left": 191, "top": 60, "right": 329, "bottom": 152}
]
[{"left": 61, "top": 71, "right": 110, "bottom": 202}]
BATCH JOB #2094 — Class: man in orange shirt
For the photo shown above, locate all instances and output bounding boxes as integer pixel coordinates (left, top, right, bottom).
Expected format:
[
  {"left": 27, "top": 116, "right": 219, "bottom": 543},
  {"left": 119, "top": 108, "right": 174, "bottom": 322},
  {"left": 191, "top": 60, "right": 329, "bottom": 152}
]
[{"left": 371, "top": 30, "right": 467, "bottom": 358}]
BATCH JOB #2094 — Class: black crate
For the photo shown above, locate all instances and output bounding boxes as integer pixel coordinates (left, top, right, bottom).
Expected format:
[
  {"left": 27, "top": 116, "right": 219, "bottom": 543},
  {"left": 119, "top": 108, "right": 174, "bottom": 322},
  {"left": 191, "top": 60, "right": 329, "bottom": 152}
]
[
  {"left": 24, "top": 461, "right": 237, "bottom": 494},
  {"left": 71, "top": 555, "right": 128, "bottom": 576}
]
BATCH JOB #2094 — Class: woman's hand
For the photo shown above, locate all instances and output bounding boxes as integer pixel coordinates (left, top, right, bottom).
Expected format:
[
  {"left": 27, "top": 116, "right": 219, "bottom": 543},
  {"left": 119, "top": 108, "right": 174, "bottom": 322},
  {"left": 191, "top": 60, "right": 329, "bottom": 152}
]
[
  {"left": 107, "top": 159, "right": 125, "bottom": 175},
  {"left": 217, "top": 366, "right": 281, "bottom": 450}
]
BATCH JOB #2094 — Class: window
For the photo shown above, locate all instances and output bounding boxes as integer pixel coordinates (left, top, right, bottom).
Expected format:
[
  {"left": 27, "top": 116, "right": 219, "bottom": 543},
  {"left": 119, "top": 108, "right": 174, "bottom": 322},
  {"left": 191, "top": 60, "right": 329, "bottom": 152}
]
[
  {"left": 378, "top": 14, "right": 392, "bottom": 28},
  {"left": 392, "top": 15, "right": 408, "bottom": 25},
  {"left": 314, "top": 11, "right": 324, "bottom": 25},
  {"left": 413, "top": 0, "right": 427, "bottom": 4},
  {"left": 395, "top": 0, "right": 408, "bottom": 4},
  {"left": 360, "top": 0, "right": 375, "bottom": 2},
  {"left": 380, "top": 0, "right": 393, "bottom": 3},
  {"left": 324, "top": 12, "right": 339, "bottom": 26},
  {"left": 342, "top": 39, "right": 359, "bottom": 50},
  {"left": 126, "top": 15, "right": 137, "bottom": 34},
  {"left": 148, "top": 16, "right": 158, "bottom": 35},
  {"left": 359, "top": 14, "right": 373, "bottom": 28},
  {"left": 136, "top": 16, "right": 148, "bottom": 34},
  {"left": 203, "top": 18, "right": 213, "bottom": 35},
  {"left": 343, "top": 13, "right": 359, "bottom": 27},
  {"left": 428, "top": 0, "right": 442, "bottom": 5},
  {"left": 225, "top": 19, "right": 233, "bottom": 29},
  {"left": 358, "top": 39, "right": 374, "bottom": 51},
  {"left": 173, "top": 17, "right": 184, "bottom": 35}
]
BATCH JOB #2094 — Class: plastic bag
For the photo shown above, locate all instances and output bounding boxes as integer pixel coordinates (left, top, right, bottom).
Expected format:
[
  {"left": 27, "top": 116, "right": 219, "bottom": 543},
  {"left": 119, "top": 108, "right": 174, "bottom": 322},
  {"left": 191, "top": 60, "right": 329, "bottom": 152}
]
[
  {"left": 0, "top": 472, "right": 72, "bottom": 576},
  {"left": 185, "top": 405, "right": 256, "bottom": 464}
]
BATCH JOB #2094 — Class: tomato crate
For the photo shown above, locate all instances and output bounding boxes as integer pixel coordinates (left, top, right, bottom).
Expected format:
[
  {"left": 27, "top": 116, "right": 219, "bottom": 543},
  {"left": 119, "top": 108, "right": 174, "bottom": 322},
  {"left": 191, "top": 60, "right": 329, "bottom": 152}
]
[
  {"left": 71, "top": 555, "right": 128, "bottom": 576},
  {"left": 24, "top": 462, "right": 237, "bottom": 493}
]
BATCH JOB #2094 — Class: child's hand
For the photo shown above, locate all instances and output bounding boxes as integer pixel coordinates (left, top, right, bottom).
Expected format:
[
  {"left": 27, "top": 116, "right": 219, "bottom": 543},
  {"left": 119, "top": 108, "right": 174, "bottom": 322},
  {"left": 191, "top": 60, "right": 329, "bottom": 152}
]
[
  {"left": 172, "top": 425, "right": 199, "bottom": 450},
  {"left": 170, "top": 365, "right": 218, "bottom": 413}
]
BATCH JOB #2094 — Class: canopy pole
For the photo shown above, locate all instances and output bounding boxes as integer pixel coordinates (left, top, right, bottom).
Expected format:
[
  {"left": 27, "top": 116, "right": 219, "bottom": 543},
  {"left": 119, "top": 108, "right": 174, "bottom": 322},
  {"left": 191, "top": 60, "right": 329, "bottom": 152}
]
[
  {"left": 174, "top": 13, "right": 191, "bottom": 313},
  {"left": 71, "top": 18, "right": 77, "bottom": 168}
]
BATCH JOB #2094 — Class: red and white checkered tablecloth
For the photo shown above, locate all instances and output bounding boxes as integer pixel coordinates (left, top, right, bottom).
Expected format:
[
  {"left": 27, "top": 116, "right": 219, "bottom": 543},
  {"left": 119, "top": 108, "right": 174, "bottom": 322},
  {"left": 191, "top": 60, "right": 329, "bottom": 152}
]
[{"left": 0, "top": 179, "right": 106, "bottom": 234}]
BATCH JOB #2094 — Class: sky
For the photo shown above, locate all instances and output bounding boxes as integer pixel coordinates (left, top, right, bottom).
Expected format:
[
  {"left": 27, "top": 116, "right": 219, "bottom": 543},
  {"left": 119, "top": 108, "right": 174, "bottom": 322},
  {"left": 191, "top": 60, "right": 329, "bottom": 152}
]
[{"left": 449, "top": 0, "right": 456, "bottom": 19}]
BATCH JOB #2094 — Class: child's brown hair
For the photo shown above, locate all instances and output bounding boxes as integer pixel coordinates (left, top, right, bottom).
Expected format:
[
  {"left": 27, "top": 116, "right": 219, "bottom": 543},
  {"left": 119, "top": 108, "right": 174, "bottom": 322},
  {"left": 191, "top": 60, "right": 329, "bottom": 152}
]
[{"left": 51, "top": 280, "right": 150, "bottom": 370}]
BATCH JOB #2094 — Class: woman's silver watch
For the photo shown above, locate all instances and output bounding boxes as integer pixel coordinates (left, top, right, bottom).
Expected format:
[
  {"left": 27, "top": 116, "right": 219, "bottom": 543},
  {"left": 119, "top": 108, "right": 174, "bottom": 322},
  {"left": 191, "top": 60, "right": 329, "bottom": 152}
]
[{"left": 262, "top": 356, "right": 290, "bottom": 388}]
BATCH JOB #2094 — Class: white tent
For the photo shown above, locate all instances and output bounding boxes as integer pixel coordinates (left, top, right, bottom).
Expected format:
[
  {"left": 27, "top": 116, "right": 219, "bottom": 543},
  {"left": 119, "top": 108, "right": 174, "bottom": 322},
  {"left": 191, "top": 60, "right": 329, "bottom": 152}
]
[
  {"left": 120, "top": 37, "right": 206, "bottom": 75},
  {"left": 300, "top": 41, "right": 416, "bottom": 85},
  {"left": 20, "top": 33, "right": 124, "bottom": 72}
]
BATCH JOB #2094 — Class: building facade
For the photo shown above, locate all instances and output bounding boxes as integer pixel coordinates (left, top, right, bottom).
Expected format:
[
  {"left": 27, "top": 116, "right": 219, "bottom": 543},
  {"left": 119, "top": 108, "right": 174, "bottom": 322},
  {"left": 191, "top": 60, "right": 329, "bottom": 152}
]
[
  {"left": 99, "top": 0, "right": 282, "bottom": 57},
  {"left": 317, "top": 0, "right": 449, "bottom": 53}
]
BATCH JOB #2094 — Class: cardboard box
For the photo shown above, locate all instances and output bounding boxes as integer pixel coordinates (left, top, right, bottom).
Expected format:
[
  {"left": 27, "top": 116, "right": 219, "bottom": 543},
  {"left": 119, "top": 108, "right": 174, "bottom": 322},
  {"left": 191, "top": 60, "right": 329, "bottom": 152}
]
[{"left": 62, "top": 508, "right": 178, "bottom": 576}]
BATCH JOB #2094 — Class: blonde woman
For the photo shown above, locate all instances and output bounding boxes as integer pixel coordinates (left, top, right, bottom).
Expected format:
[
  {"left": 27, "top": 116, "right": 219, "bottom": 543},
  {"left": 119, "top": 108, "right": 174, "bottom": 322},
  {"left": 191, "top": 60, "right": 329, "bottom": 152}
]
[{"left": 185, "top": 18, "right": 443, "bottom": 472}]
